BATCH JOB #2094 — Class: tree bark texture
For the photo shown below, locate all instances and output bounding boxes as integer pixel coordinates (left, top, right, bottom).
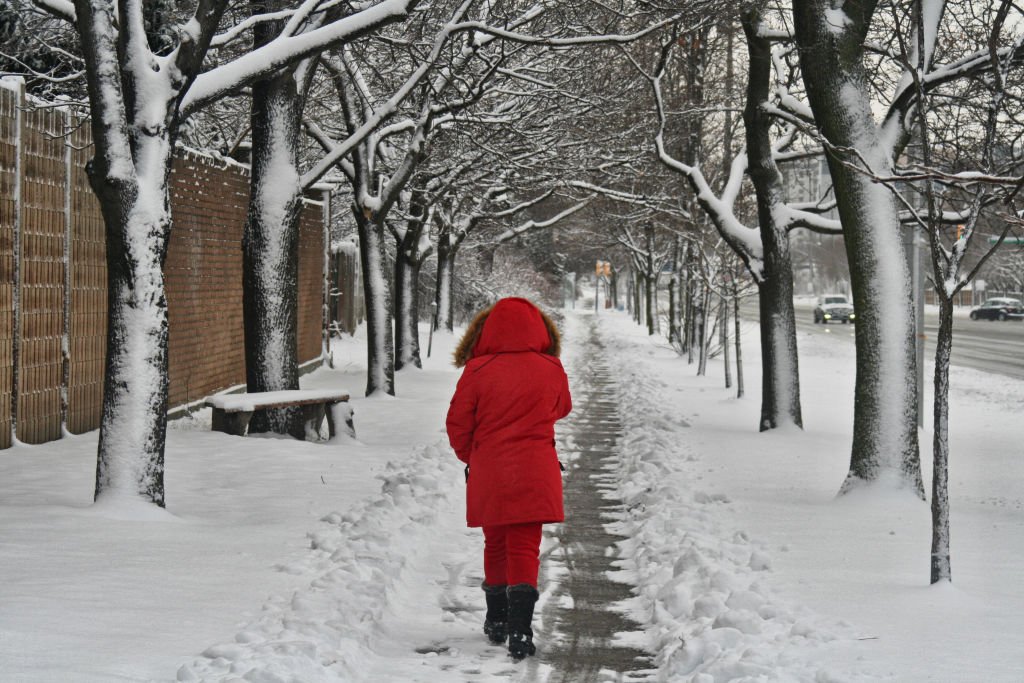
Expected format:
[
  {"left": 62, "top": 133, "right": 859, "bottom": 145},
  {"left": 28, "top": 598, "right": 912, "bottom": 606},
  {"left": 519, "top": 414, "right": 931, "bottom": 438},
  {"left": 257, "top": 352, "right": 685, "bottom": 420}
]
[
  {"left": 354, "top": 209, "right": 395, "bottom": 396},
  {"left": 243, "top": 68, "right": 304, "bottom": 437},
  {"left": 686, "top": 282, "right": 697, "bottom": 364},
  {"left": 669, "top": 238, "right": 681, "bottom": 347},
  {"left": 394, "top": 212, "right": 430, "bottom": 370},
  {"left": 680, "top": 246, "right": 692, "bottom": 356},
  {"left": 721, "top": 294, "right": 731, "bottom": 389},
  {"left": 931, "top": 299, "right": 953, "bottom": 583},
  {"left": 644, "top": 225, "right": 656, "bottom": 335},
  {"left": 394, "top": 255, "right": 423, "bottom": 370},
  {"left": 633, "top": 272, "right": 643, "bottom": 326},
  {"left": 697, "top": 283, "right": 710, "bottom": 376},
  {"left": 734, "top": 292, "right": 744, "bottom": 398},
  {"left": 793, "top": 0, "right": 922, "bottom": 493},
  {"left": 434, "top": 238, "right": 456, "bottom": 332},
  {"left": 92, "top": 163, "right": 172, "bottom": 506},
  {"left": 79, "top": 0, "right": 175, "bottom": 505},
  {"left": 743, "top": 6, "right": 803, "bottom": 430},
  {"left": 645, "top": 272, "right": 656, "bottom": 336}
]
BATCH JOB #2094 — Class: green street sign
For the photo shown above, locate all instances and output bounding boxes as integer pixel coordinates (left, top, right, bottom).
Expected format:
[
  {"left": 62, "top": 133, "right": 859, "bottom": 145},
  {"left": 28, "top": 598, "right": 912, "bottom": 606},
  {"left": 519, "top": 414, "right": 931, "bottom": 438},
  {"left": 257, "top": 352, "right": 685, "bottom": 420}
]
[{"left": 988, "top": 236, "right": 1024, "bottom": 244}]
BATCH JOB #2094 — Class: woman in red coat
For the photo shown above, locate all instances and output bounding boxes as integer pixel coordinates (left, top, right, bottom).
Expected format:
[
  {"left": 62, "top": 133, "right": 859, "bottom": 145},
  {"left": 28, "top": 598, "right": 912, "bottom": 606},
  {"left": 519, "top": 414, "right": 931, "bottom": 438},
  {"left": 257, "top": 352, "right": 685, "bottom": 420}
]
[{"left": 446, "top": 297, "right": 572, "bottom": 660}]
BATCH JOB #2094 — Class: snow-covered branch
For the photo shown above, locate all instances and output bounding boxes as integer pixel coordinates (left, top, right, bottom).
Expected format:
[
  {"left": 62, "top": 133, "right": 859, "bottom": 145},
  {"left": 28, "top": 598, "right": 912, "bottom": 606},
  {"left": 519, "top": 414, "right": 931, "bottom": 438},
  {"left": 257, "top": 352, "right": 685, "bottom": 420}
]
[
  {"left": 448, "top": 13, "right": 697, "bottom": 48},
  {"left": 182, "top": 0, "right": 421, "bottom": 115},
  {"left": 648, "top": 37, "right": 763, "bottom": 276},
  {"left": 493, "top": 198, "right": 592, "bottom": 244}
]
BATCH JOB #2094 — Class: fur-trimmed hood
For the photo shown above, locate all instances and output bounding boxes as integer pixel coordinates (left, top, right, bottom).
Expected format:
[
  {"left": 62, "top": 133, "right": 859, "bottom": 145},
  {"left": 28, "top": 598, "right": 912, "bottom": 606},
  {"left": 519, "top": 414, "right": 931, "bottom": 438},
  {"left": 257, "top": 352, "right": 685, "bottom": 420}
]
[{"left": 453, "top": 298, "right": 561, "bottom": 367}]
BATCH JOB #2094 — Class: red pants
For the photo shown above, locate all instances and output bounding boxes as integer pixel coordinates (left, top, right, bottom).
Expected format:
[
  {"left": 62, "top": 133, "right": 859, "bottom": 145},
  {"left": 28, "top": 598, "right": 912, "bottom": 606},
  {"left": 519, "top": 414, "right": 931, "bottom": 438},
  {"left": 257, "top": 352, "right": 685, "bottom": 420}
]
[{"left": 482, "top": 522, "right": 543, "bottom": 587}]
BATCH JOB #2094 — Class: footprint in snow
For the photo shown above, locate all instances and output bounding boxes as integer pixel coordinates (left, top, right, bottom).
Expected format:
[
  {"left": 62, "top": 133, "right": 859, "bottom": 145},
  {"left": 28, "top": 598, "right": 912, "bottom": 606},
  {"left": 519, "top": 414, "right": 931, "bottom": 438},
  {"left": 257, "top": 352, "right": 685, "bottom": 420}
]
[{"left": 694, "top": 491, "right": 731, "bottom": 504}]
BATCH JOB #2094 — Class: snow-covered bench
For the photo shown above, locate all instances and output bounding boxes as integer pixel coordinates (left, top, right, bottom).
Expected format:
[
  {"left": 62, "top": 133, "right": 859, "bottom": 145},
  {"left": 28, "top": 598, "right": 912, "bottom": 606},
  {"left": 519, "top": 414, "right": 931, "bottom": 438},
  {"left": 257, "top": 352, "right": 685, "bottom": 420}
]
[{"left": 205, "top": 389, "right": 354, "bottom": 441}]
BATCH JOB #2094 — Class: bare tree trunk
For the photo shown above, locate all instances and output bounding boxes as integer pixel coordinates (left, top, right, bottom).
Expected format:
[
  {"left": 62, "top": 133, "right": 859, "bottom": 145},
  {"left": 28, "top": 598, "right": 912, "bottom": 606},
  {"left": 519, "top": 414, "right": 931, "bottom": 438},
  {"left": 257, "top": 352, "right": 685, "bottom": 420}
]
[
  {"left": 93, "top": 162, "right": 172, "bottom": 505},
  {"left": 793, "top": 1, "right": 922, "bottom": 493},
  {"left": 931, "top": 298, "right": 954, "bottom": 583},
  {"left": 632, "top": 273, "right": 639, "bottom": 323},
  {"left": 394, "top": 209, "right": 430, "bottom": 370},
  {"left": 243, "top": 65, "right": 304, "bottom": 437},
  {"left": 680, "top": 245, "right": 691, "bottom": 355},
  {"left": 434, "top": 239, "right": 456, "bottom": 332},
  {"left": 669, "top": 238, "right": 681, "bottom": 346},
  {"left": 686, "top": 279, "right": 697, "bottom": 364},
  {"left": 742, "top": 5, "right": 803, "bottom": 431},
  {"left": 721, "top": 293, "right": 731, "bottom": 388},
  {"left": 625, "top": 271, "right": 633, "bottom": 318},
  {"left": 734, "top": 290, "right": 744, "bottom": 398},
  {"left": 394, "top": 254, "right": 423, "bottom": 369},
  {"left": 645, "top": 271, "right": 656, "bottom": 336},
  {"left": 697, "top": 283, "right": 710, "bottom": 376},
  {"left": 354, "top": 209, "right": 395, "bottom": 396}
]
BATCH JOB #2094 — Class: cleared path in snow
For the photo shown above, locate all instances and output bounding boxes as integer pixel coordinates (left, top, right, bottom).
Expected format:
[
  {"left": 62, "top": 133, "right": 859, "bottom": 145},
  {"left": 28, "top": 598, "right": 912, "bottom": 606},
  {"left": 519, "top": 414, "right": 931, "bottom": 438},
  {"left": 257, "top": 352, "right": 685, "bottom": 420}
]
[{"left": 537, "top": 316, "right": 655, "bottom": 682}]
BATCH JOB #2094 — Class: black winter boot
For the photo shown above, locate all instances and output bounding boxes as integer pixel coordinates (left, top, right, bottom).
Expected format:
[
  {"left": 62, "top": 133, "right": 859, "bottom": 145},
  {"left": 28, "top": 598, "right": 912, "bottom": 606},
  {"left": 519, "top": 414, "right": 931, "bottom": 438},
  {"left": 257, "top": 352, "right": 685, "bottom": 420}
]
[
  {"left": 506, "top": 584, "right": 539, "bottom": 660},
  {"left": 482, "top": 583, "right": 508, "bottom": 645}
]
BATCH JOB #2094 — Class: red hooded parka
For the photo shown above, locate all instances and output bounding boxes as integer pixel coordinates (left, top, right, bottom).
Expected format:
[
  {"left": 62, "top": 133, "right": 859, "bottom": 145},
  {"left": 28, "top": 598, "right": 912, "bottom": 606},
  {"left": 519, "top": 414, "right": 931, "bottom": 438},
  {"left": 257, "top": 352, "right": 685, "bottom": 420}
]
[{"left": 446, "top": 298, "right": 572, "bottom": 528}]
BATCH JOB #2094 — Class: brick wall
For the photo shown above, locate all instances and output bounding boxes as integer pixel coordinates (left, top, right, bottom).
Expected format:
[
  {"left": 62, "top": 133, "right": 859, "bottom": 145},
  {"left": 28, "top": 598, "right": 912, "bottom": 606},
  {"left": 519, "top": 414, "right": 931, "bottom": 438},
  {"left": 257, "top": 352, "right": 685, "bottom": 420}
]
[
  {"left": 0, "top": 82, "right": 326, "bottom": 447},
  {"left": 166, "top": 153, "right": 250, "bottom": 408},
  {"left": 166, "top": 153, "right": 325, "bottom": 408}
]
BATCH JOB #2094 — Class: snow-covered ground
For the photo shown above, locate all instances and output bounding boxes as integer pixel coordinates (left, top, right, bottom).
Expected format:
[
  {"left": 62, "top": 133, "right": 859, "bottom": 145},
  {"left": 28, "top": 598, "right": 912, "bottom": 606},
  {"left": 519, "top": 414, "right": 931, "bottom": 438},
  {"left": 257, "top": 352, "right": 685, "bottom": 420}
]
[{"left": 0, "top": 308, "right": 1021, "bottom": 681}]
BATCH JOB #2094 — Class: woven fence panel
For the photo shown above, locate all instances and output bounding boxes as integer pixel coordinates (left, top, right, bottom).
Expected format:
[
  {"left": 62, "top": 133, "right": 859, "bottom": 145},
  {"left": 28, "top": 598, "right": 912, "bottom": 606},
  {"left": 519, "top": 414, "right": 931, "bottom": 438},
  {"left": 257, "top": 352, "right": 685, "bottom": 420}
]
[
  {"left": 67, "top": 124, "right": 105, "bottom": 434},
  {"left": 17, "top": 105, "right": 65, "bottom": 444},
  {"left": 0, "top": 87, "right": 16, "bottom": 448},
  {"left": 297, "top": 201, "right": 324, "bottom": 364}
]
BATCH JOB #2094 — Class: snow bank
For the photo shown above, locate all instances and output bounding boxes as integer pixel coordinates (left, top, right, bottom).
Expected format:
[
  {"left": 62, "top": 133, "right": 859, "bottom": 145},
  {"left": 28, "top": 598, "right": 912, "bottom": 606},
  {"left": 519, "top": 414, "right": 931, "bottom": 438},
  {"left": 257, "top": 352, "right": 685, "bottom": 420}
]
[
  {"left": 592, "top": 313, "right": 879, "bottom": 681},
  {"left": 177, "top": 442, "right": 462, "bottom": 682}
]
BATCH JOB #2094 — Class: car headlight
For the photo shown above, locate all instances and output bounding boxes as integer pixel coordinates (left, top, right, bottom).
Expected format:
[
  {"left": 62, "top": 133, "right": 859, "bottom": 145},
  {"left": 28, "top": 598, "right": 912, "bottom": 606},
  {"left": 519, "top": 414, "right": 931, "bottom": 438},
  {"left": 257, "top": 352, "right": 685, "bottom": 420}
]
[
  {"left": 824, "top": 313, "right": 831, "bottom": 319},
  {"left": 849, "top": 313, "right": 855, "bottom": 319}
]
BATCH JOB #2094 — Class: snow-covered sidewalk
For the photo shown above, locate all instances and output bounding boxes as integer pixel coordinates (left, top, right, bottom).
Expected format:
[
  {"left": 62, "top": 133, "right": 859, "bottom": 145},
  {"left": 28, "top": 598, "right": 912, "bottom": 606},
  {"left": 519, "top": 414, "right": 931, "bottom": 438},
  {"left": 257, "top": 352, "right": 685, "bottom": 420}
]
[
  {"left": 591, "top": 309, "right": 1024, "bottom": 682},
  {"left": 1, "top": 308, "right": 1022, "bottom": 682}
]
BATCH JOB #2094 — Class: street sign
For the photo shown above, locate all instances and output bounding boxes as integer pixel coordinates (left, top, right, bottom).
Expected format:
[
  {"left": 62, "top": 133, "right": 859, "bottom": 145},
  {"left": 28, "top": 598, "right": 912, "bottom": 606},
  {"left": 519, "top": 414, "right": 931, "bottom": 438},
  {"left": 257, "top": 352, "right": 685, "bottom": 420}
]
[{"left": 988, "top": 236, "right": 1024, "bottom": 244}]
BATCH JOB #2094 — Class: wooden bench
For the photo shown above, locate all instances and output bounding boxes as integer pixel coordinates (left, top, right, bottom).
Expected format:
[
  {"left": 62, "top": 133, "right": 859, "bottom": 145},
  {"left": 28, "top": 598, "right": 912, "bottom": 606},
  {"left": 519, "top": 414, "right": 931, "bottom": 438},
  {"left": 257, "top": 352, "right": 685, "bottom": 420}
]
[{"left": 205, "top": 389, "right": 354, "bottom": 441}]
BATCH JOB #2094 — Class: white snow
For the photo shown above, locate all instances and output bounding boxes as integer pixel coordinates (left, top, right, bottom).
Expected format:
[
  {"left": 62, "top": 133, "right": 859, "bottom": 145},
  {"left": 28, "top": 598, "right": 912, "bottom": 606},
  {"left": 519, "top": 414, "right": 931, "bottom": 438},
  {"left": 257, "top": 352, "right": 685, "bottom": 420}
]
[
  {"left": 824, "top": 8, "right": 853, "bottom": 34},
  {"left": 205, "top": 389, "right": 350, "bottom": 412},
  {"left": 0, "top": 310, "right": 1022, "bottom": 681}
]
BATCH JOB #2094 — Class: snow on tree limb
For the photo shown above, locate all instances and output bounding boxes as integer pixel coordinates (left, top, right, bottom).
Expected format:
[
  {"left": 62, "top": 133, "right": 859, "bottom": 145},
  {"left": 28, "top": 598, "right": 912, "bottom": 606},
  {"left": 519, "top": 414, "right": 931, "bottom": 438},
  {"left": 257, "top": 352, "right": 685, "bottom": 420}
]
[
  {"left": 182, "top": 0, "right": 422, "bottom": 116},
  {"left": 493, "top": 198, "right": 592, "bottom": 244},
  {"left": 648, "top": 44, "right": 763, "bottom": 278},
  {"left": 447, "top": 13, "right": 697, "bottom": 47},
  {"left": 33, "top": 0, "right": 75, "bottom": 22}
]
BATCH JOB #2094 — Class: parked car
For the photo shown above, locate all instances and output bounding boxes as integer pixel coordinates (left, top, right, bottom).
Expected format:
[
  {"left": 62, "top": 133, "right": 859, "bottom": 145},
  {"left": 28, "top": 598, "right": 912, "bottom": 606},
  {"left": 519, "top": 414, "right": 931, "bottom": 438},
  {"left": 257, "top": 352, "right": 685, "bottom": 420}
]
[
  {"left": 969, "top": 297, "right": 1024, "bottom": 321},
  {"left": 813, "top": 294, "right": 855, "bottom": 324}
]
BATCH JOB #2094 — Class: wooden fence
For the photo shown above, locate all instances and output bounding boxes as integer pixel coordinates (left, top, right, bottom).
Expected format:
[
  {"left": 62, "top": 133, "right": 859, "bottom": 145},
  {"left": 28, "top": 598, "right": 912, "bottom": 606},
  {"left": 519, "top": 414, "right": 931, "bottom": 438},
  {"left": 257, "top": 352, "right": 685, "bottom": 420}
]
[{"left": 0, "top": 79, "right": 329, "bottom": 448}]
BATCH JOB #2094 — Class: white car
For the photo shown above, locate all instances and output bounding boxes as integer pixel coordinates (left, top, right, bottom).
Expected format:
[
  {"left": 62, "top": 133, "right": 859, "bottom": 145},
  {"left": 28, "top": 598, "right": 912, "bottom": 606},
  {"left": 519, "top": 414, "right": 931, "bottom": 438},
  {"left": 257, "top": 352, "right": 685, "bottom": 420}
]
[{"left": 813, "top": 294, "right": 855, "bottom": 324}]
